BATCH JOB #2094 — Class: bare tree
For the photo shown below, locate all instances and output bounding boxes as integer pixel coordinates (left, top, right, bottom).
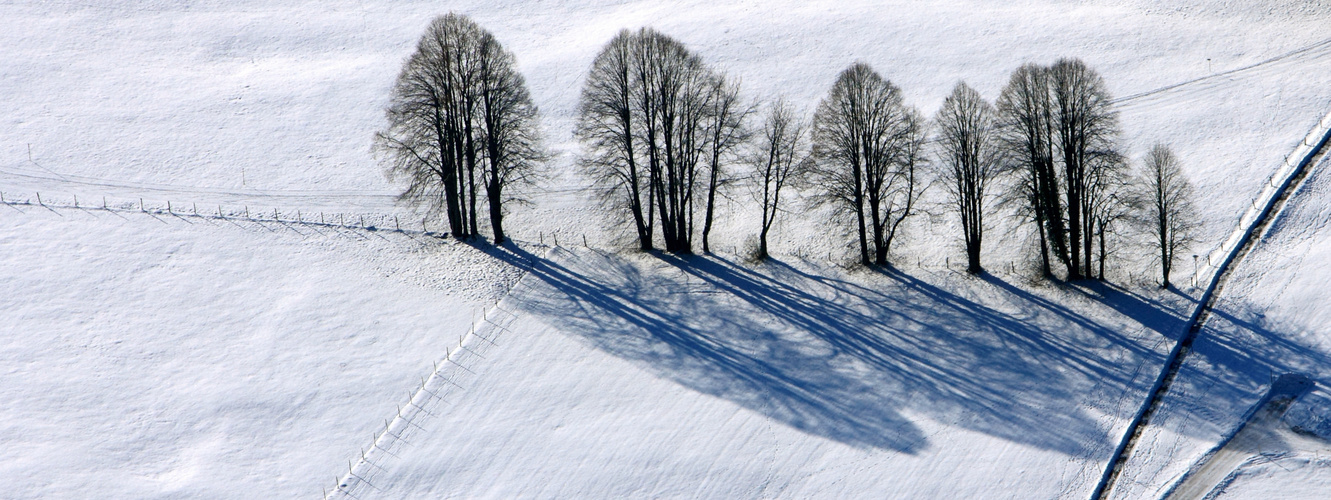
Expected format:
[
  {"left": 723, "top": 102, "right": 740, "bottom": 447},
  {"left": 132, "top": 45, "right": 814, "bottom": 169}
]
[
  {"left": 474, "top": 30, "right": 545, "bottom": 244},
  {"left": 997, "top": 60, "right": 1122, "bottom": 280},
  {"left": 811, "top": 62, "right": 924, "bottom": 266},
  {"left": 1086, "top": 150, "right": 1129, "bottom": 280},
  {"left": 1135, "top": 144, "right": 1197, "bottom": 288},
  {"left": 578, "top": 28, "right": 733, "bottom": 254},
  {"left": 701, "top": 76, "right": 752, "bottom": 253},
  {"left": 748, "top": 98, "right": 809, "bottom": 260},
  {"left": 577, "top": 30, "right": 653, "bottom": 250},
  {"left": 997, "top": 63, "right": 1063, "bottom": 277},
  {"left": 934, "top": 81, "right": 1000, "bottom": 274},
  {"left": 376, "top": 13, "right": 542, "bottom": 243},
  {"left": 1050, "top": 58, "right": 1120, "bottom": 279}
]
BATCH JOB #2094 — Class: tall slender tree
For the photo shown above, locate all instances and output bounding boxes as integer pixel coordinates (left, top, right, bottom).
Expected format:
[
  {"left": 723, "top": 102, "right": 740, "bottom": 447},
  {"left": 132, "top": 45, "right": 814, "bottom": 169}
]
[
  {"left": 748, "top": 98, "right": 809, "bottom": 260},
  {"left": 474, "top": 30, "right": 545, "bottom": 244},
  {"left": 935, "top": 82, "right": 1000, "bottom": 274},
  {"left": 1135, "top": 144, "right": 1197, "bottom": 288},
  {"left": 998, "top": 63, "right": 1064, "bottom": 277},
  {"left": 1050, "top": 58, "right": 1120, "bottom": 279},
  {"left": 577, "top": 31, "right": 652, "bottom": 250},
  {"left": 701, "top": 76, "right": 752, "bottom": 253}
]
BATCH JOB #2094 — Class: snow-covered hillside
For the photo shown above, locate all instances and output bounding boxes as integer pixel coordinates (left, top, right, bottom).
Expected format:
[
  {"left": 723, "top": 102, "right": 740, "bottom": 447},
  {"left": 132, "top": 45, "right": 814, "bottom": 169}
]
[
  {"left": 3, "top": 0, "right": 1331, "bottom": 498},
  {"left": 6, "top": 0, "right": 1331, "bottom": 258},
  {"left": 0, "top": 203, "right": 525, "bottom": 498}
]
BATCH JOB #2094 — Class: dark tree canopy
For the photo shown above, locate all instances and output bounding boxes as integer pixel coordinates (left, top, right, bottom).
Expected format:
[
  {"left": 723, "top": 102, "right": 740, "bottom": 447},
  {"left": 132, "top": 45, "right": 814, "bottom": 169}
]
[
  {"left": 997, "top": 59, "right": 1122, "bottom": 279},
  {"left": 576, "top": 28, "right": 745, "bottom": 254},
  {"left": 810, "top": 62, "right": 925, "bottom": 266},
  {"left": 375, "top": 13, "right": 543, "bottom": 244}
]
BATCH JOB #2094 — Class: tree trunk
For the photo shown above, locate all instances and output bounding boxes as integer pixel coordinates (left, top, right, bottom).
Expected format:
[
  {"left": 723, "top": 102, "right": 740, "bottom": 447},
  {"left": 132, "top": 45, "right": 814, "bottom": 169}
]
[
  {"left": 702, "top": 158, "right": 720, "bottom": 253},
  {"left": 1097, "top": 221, "right": 1106, "bottom": 281},
  {"left": 488, "top": 175, "right": 504, "bottom": 245},
  {"left": 1034, "top": 194, "right": 1052, "bottom": 278}
]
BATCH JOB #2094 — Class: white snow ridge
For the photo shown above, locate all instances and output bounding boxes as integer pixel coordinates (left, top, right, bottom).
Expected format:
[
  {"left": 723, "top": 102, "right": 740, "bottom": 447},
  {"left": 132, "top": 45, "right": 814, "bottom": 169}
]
[{"left": 3, "top": 1, "right": 1331, "bottom": 499}]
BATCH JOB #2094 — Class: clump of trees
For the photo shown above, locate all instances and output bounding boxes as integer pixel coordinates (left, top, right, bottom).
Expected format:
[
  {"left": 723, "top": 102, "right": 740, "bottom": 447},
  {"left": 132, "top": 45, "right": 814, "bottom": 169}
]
[
  {"left": 575, "top": 28, "right": 748, "bottom": 254},
  {"left": 375, "top": 13, "right": 544, "bottom": 245},
  {"left": 995, "top": 59, "right": 1125, "bottom": 280}
]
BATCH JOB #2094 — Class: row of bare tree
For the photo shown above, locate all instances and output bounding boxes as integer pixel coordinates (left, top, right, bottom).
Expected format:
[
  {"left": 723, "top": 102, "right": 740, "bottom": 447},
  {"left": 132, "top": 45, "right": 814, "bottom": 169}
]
[
  {"left": 378, "top": 17, "right": 1196, "bottom": 286},
  {"left": 940, "top": 61, "right": 1196, "bottom": 286}
]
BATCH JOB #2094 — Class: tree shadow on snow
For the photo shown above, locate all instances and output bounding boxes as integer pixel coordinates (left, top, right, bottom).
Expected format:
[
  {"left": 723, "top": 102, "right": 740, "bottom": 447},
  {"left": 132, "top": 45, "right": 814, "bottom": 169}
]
[
  {"left": 1155, "top": 301, "right": 1331, "bottom": 452},
  {"left": 481, "top": 244, "right": 1195, "bottom": 456}
]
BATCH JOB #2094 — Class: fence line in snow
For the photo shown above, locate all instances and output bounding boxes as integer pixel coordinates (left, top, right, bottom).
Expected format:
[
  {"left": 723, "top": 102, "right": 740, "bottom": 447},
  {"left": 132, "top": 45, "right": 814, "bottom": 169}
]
[
  {"left": 0, "top": 190, "right": 447, "bottom": 240},
  {"left": 324, "top": 258, "right": 535, "bottom": 499},
  {"left": 1191, "top": 108, "right": 1331, "bottom": 287}
]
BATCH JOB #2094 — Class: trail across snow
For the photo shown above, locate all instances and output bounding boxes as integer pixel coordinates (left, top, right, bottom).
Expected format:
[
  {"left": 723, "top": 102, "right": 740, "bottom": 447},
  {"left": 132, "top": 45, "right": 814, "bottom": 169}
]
[
  {"left": 1166, "top": 374, "right": 1314, "bottom": 500},
  {"left": 1106, "top": 119, "right": 1331, "bottom": 500}
]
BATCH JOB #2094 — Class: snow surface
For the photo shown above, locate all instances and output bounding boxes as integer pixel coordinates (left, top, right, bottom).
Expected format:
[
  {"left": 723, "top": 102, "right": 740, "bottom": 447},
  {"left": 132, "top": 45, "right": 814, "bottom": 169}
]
[
  {"left": 3, "top": 0, "right": 1331, "bottom": 498},
  {"left": 350, "top": 246, "right": 1197, "bottom": 499},
  {"left": 0, "top": 205, "right": 522, "bottom": 499}
]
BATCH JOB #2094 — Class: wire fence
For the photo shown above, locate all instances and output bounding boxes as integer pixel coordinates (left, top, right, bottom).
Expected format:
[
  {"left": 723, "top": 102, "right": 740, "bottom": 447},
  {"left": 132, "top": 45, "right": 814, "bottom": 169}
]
[
  {"left": 323, "top": 273, "right": 528, "bottom": 500},
  {"left": 0, "top": 189, "right": 447, "bottom": 240},
  {"left": 1190, "top": 107, "right": 1331, "bottom": 288}
]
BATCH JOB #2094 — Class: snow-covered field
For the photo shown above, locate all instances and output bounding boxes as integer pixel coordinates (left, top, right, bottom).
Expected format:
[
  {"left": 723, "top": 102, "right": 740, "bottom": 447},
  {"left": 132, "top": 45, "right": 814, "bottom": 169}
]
[
  {"left": 3, "top": 0, "right": 1331, "bottom": 498},
  {"left": 0, "top": 204, "right": 526, "bottom": 499},
  {"left": 357, "top": 246, "right": 1196, "bottom": 498}
]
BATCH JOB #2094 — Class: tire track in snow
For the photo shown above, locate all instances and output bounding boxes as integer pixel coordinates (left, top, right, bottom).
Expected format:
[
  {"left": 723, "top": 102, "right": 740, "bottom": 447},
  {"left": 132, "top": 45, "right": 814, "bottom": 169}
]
[{"left": 1091, "top": 108, "right": 1331, "bottom": 500}]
